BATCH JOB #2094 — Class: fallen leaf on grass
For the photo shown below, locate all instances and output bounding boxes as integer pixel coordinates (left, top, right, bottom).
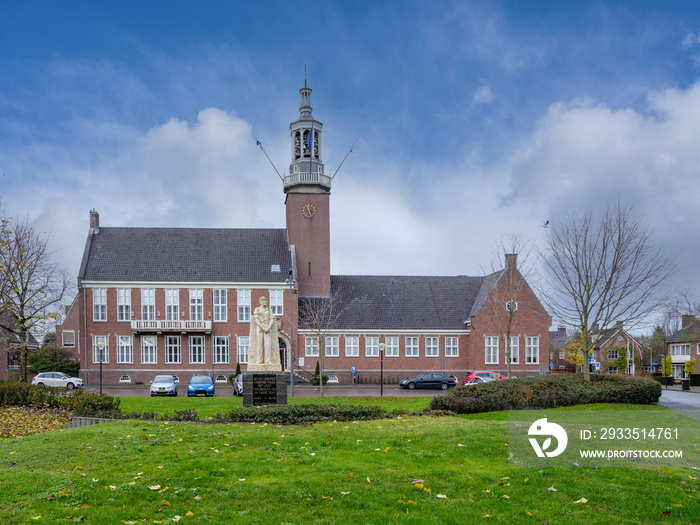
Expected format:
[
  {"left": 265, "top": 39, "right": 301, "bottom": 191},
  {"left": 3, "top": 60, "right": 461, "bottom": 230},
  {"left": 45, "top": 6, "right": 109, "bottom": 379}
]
[
  {"left": 148, "top": 485, "right": 161, "bottom": 491},
  {"left": 548, "top": 487, "right": 557, "bottom": 492},
  {"left": 436, "top": 494, "right": 447, "bottom": 499},
  {"left": 185, "top": 511, "right": 194, "bottom": 517},
  {"left": 574, "top": 498, "right": 588, "bottom": 504},
  {"left": 411, "top": 479, "right": 424, "bottom": 484}
]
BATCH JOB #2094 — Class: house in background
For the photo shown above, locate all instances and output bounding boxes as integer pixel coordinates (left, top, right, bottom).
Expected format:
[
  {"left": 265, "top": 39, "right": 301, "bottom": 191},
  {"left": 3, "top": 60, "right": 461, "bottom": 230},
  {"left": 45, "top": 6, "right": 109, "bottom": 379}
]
[
  {"left": 0, "top": 311, "right": 39, "bottom": 381},
  {"left": 549, "top": 326, "right": 577, "bottom": 373},
  {"left": 664, "top": 315, "right": 700, "bottom": 378},
  {"left": 57, "top": 78, "right": 551, "bottom": 385},
  {"left": 591, "top": 322, "right": 644, "bottom": 375}
]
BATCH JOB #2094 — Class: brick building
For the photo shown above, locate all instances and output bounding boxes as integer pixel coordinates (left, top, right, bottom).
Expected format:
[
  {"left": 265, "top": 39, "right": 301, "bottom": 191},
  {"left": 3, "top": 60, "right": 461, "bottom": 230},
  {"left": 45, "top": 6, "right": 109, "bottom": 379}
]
[{"left": 57, "top": 78, "right": 551, "bottom": 386}]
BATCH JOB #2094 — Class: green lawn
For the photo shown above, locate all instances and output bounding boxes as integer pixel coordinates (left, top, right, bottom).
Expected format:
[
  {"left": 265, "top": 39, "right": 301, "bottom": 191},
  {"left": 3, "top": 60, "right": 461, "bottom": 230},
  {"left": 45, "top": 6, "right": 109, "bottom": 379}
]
[
  {"left": 119, "top": 394, "right": 433, "bottom": 419},
  {"left": 0, "top": 403, "right": 697, "bottom": 524}
]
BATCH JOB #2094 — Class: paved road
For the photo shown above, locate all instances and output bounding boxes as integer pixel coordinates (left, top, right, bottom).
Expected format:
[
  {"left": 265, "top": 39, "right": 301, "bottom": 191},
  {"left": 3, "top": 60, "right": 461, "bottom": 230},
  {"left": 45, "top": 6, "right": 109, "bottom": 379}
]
[{"left": 658, "top": 388, "right": 700, "bottom": 421}]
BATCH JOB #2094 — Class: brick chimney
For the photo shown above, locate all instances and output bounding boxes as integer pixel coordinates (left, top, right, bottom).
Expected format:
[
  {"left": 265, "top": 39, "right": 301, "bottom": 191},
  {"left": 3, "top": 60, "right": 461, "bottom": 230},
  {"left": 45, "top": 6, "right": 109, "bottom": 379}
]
[
  {"left": 89, "top": 209, "right": 99, "bottom": 233},
  {"left": 681, "top": 314, "right": 697, "bottom": 328},
  {"left": 505, "top": 253, "right": 517, "bottom": 271}
]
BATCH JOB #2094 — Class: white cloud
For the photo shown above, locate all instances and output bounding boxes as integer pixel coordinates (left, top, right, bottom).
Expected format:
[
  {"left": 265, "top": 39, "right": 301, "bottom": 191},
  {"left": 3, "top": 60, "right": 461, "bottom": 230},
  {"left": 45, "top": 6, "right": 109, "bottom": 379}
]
[
  {"left": 473, "top": 84, "right": 496, "bottom": 105},
  {"left": 504, "top": 82, "right": 700, "bottom": 295}
]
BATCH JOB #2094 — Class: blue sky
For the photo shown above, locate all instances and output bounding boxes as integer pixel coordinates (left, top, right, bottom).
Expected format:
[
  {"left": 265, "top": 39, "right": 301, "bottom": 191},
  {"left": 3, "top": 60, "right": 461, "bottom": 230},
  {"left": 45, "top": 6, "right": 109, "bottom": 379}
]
[{"left": 2, "top": 1, "right": 700, "bottom": 326}]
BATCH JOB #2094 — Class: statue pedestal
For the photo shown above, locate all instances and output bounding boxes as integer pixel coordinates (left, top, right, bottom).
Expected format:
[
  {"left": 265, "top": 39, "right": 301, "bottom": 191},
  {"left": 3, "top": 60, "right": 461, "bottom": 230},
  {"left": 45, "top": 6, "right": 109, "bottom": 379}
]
[{"left": 242, "top": 371, "right": 288, "bottom": 407}]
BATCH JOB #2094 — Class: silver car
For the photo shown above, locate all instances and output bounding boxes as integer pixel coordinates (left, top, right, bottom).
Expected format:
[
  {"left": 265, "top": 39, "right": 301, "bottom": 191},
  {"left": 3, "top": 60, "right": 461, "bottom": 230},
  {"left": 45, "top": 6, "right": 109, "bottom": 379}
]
[
  {"left": 150, "top": 375, "right": 179, "bottom": 396},
  {"left": 31, "top": 372, "right": 83, "bottom": 390},
  {"left": 232, "top": 374, "right": 243, "bottom": 396}
]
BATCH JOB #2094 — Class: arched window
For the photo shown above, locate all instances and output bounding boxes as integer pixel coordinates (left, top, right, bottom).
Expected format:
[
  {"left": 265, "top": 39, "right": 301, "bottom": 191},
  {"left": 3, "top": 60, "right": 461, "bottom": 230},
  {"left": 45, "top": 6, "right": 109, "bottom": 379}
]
[
  {"left": 119, "top": 375, "right": 131, "bottom": 383},
  {"left": 215, "top": 375, "right": 228, "bottom": 383}
]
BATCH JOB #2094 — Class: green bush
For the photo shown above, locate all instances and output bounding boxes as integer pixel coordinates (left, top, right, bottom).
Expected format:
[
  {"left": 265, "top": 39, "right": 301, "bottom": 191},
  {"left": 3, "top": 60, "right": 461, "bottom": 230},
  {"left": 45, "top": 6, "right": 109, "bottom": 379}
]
[
  {"left": 27, "top": 344, "right": 80, "bottom": 377},
  {"left": 311, "top": 374, "right": 329, "bottom": 385},
  {"left": 172, "top": 409, "right": 199, "bottom": 421},
  {"left": 429, "top": 374, "right": 662, "bottom": 414},
  {"left": 0, "top": 381, "right": 121, "bottom": 416},
  {"left": 224, "top": 404, "right": 388, "bottom": 424},
  {"left": 68, "top": 389, "right": 121, "bottom": 416}
]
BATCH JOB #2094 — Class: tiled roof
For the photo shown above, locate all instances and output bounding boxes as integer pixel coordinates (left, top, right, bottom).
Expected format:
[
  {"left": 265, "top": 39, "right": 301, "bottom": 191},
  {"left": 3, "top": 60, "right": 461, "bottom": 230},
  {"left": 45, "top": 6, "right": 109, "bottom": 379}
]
[
  {"left": 79, "top": 227, "right": 292, "bottom": 283},
  {"left": 549, "top": 328, "right": 570, "bottom": 350},
  {"left": 0, "top": 311, "right": 38, "bottom": 345},
  {"left": 666, "top": 321, "right": 700, "bottom": 343},
  {"left": 300, "top": 275, "right": 485, "bottom": 331}
]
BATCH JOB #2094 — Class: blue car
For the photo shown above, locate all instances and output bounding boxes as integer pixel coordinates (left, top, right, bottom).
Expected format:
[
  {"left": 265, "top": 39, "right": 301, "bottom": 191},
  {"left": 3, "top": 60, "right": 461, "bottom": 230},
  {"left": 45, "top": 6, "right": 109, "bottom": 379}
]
[{"left": 188, "top": 374, "right": 215, "bottom": 397}]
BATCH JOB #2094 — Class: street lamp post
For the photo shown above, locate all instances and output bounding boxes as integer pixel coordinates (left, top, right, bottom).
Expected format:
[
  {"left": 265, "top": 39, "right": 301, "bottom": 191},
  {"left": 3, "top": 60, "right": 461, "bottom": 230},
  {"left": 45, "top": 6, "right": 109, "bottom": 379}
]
[
  {"left": 97, "top": 341, "right": 105, "bottom": 395},
  {"left": 379, "top": 343, "right": 385, "bottom": 397},
  {"left": 287, "top": 269, "right": 296, "bottom": 397}
]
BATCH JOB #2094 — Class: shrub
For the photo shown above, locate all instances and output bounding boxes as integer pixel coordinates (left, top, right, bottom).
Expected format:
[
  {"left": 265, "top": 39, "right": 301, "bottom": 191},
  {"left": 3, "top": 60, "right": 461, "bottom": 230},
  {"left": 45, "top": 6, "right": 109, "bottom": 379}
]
[
  {"left": 429, "top": 374, "right": 662, "bottom": 414},
  {"left": 69, "top": 389, "right": 121, "bottom": 416},
  {"left": 224, "top": 404, "right": 388, "bottom": 425},
  {"left": 172, "top": 409, "right": 199, "bottom": 421}
]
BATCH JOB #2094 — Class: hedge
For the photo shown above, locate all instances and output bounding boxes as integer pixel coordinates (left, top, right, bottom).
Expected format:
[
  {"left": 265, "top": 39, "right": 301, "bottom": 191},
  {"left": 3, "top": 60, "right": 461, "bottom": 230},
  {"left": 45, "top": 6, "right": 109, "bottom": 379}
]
[
  {"left": 224, "top": 404, "right": 389, "bottom": 425},
  {"left": 0, "top": 380, "right": 121, "bottom": 416},
  {"left": 429, "top": 374, "right": 662, "bottom": 414}
]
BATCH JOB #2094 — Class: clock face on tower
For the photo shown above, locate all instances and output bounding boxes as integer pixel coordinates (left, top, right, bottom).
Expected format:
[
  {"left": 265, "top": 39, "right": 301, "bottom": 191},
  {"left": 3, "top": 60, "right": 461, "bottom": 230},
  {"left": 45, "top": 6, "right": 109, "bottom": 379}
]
[{"left": 301, "top": 203, "right": 317, "bottom": 219}]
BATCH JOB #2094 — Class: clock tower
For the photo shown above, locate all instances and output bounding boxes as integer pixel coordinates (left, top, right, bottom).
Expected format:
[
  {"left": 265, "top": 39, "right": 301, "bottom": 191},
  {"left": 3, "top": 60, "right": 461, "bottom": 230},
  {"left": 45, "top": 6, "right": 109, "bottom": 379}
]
[{"left": 285, "top": 77, "right": 331, "bottom": 296}]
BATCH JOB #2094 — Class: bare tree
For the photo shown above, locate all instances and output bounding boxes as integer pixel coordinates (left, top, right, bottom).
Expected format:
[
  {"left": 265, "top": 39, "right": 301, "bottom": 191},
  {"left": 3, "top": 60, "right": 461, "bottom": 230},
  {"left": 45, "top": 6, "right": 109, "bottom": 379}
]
[
  {"left": 0, "top": 215, "right": 69, "bottom": 381},
  {"left": 541, "top": 201, "right": 674, "bottom": 380},
  {"left": 298, "top": 290, "right": 346, "bottom": 397},
  {"left": 480, "top": 233, "right": 535, "bottom": 378}
]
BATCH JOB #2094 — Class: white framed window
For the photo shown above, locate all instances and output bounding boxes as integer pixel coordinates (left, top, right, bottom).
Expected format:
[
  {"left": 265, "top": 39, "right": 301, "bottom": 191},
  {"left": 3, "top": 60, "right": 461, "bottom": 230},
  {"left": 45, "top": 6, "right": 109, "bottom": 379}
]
[
  {"left": 119, "top": 375, "right": 131, "bottom": 383},
  {"left": 608, "top": 348, "right": 619, "bottom": 360},
  {"left": 670, "top": 344, "right": 691, "bottom": 356},
  {"left": 505, "top": 300, "right": 518, "bottom": 312},
  {"left": 445, "top": 336, "right": 458, "bottom": 357},
  {"left": 117, "top": 336, "right": 133, "bottom": 364},
  {"left": 214, "top": 336, "right": 229, "bottom": 364},
  {"left": 559, "top": 351, "right": 565, "bottom": 360},
  {"left": 425, "top": 337, "right": 439, "bottom": 357},
  {"left": 238, "top": 289, "right": 251, "bottom": 322},
  {"left": 189, "top": 336, "right": 205, "bottom": 364},
  {"left": 189, "top": 289, "right": 203, "bottom": 321},
  {"left": 270, "top": 289, "right": 284, "bottom": 316},
  {"left": 165, "top": 336, "right": 181, "bottom": 364},
  {"left": 165, "top": 289, "right": 179, "bottom": 321},
  {"left": 215, "top": 375, "right": 228, "bottom": 383},
  {"left": 237, "top": 336, "right": 249, "bottom": 364},
  {"left": 345, "top": 336, "right": 359, "bottom": 357},
  {"left": 92, "top": 335, "right": 108, "bottom": 364},
  {"left": 213, "top": 289, "right": 227, "bottom": 322},
  {"left": 117, "top": 288, "right": 131, "bottom": 321},
  {"left": 510, "top": 336, "right": 519, "bottom": 364},
  {"left": 526, "top": 336, "right": 539, "bottom": 364},
  {"left": 608, "top": 366, "right": 618, "bottom": 374},
  {"left": 485, "top": 336, "right": 499, "bottom": 364},
  {"left": 305, "top": 336, "right": 319, "bottom": 357},
  {"left": 365, "top": 336, "right": 379, "bottom": 357},
  {"left": 385, "top": 337, "right": 399, "bottom": 357},
  {"left": 141, "top": 289, "right": 155, "bottom": 320},
  {"left": 326, "top": 336, "right": 339, "bottom": 357},
  {"left": 405, "top": 336, "right": 419, "bottom": 357},
  {"left": 93, "top": 288, "right": 107, "bottom": 321},
  {"left": 141, "top": 336, "right": 157, "bottom": 364},
  {"left": 62, "top": 330, "right": 75, "bottom": 348}
]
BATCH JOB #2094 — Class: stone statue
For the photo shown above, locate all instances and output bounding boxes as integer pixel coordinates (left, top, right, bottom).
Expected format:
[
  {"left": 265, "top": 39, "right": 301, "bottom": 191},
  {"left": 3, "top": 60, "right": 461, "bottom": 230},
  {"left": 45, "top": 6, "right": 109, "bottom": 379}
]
[{"left": 248, "top": 297, "right": 281, "bottom": 371}]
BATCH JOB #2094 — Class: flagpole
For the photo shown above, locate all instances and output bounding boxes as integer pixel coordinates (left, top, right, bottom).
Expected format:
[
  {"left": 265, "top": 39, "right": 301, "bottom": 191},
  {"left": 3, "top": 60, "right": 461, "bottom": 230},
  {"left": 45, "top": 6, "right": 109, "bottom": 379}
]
[
  {"left": 332, "top": 139, "right": 358, "bottom": 179},
  {"left": 256, "top": 138, "right": 283, "bottom": 181}
]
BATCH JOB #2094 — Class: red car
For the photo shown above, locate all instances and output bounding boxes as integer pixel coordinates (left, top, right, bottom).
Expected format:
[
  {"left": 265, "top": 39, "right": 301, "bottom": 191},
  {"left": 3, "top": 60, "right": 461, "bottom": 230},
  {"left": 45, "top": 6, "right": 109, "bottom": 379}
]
[{"left": 463, "top": 371, "right": 508, "bottom": 385}]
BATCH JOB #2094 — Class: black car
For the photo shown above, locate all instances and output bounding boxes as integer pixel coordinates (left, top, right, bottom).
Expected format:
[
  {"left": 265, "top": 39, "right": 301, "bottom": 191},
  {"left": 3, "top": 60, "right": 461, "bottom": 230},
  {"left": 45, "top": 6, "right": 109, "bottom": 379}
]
[{"left": 399, "top": 373, "right": 457, "bottom": 390}]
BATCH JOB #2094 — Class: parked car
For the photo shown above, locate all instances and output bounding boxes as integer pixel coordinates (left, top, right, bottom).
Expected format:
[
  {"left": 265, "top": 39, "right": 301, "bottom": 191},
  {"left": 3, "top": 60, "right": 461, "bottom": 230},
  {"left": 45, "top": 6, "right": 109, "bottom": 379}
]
[
  {"left": 463, "top": 371, "right": 508, "bottom": 385},
  {"left": 31, "top": 372, "right": 83, "bottom": 390},
  {"left": 399, "top": 373, "right": 457, "bottom": 390},
  {"left": 150, "top": 375, "right": 179, "bottom": 396},
  {"left": 188, "top": 374, "right": 215, "bottom": 397},
  {"left": 232, "top": 373, "right": 243, "bottom": 396},
  {"left": 463, "top": 376, "right": 494, "bottom": 386}
]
